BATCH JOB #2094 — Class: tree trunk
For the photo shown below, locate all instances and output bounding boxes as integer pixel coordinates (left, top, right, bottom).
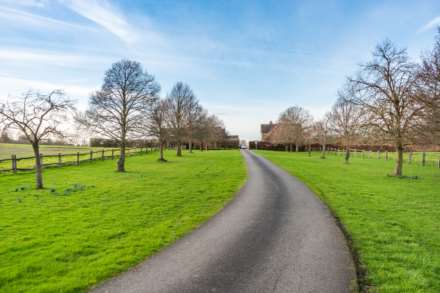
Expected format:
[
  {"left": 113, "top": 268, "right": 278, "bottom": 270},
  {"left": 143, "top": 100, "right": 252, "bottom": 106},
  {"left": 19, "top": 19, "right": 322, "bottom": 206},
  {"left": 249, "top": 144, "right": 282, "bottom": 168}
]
[
  {"left": 285, "top": 145, "right": 288, "bottom": 152},
  {"left": 308, "top": 144, "right": 311, "bottom": 156},
  {"left": 345, "top": 146, "right": 350, "bottom": 164},
  {"left": 295, "top": 143, "right": 299, "bottom": 152},
  {"left": 159, "top": 141, "right": 166, "bottom": 162},
  {"left": 118, "top": 142, "right": 126, "bottom": 172},
  {"left": 321, "top": 143, "right": 326, "bottom": 159},
  {"left": 177, "top": 142, "right": 182, "bottom": 156},
  {"left": 189, "top": 139, "right": 193, "bottom": 153},
  {"left": 289, "top": 144, "right": 292, "bottom": 152},
  {"left": 394, "top": 142, "right": 403, "bottom": 176},
  {"left": 32, "top": 143, "right": 43, "bottom": 189}
]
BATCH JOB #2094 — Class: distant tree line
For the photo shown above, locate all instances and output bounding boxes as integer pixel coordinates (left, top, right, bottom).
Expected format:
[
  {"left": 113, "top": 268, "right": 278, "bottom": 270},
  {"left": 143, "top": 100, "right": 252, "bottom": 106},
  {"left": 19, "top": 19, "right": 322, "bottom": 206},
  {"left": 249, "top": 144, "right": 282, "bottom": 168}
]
[
  {"left": 256, "top": 30, "right": 440, "bottom": 177},
  {"left": 0, "top": 59, "right": 237, "bottom": 189}
]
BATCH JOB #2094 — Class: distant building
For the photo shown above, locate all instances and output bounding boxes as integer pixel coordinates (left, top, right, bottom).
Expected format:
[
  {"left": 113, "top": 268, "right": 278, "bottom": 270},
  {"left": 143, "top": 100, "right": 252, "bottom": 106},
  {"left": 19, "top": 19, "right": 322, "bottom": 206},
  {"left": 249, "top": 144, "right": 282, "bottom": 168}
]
[
  {"left": 260, "top": 121, "right": 277, "bottom": 141},
  {"left": 223, "top": 135, "right": 240, "bottom": 148}
]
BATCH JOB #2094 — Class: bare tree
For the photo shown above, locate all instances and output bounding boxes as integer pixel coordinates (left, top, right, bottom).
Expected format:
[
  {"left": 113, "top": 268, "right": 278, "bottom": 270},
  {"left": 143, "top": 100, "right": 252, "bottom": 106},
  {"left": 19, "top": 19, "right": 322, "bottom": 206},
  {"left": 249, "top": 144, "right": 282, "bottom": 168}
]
[
  {"left": 329, "top": 86, "right": 364, "bottom": 163},
  {"left": 416, "top": 29, "right": 440, "bottom": 146},
  {"left": 313, "top": 113, "right": 331, "bottom": 159},
  {"left": 148, "top": 99, "right": 170, "bottom": 162},
  {"left": 186, "top": 96, "right": 201, "bottom": 153},
  {"left": 167, "top": 82, "right": 194, "bottom": 156},
  {"left": 0, "top": 90, "right": 74, "bottom": 189},
  {"left": 349, "top": 40, "right": 421, "bottom": 176},
  {"left": 0, "top": 128, "right": 12, "bottom": 143},
  {"left": 268, "top": 123, "right": 292, "bottom": 151},
  {"left": 193, "top": 108, "right": 209, "bottom": 151},
  {"left": 277, "top": 106, "right": 312, "bottom": 152},
  {"left": 206, "top": 114, "right": 226, "bottom": 149},
  {"left": 78, "top": 60, "right": 159, "bottom": 172}
]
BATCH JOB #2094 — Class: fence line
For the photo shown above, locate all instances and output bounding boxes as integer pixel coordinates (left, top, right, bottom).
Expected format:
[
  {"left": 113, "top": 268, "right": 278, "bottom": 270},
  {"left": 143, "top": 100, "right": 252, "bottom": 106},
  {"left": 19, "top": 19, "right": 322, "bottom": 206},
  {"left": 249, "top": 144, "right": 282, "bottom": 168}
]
[
  {"left": 0, "top": 147, "right": 151, "bottom": 173},
  {"left": 328, "top": 148, "right": 440, "bottom": 168}
]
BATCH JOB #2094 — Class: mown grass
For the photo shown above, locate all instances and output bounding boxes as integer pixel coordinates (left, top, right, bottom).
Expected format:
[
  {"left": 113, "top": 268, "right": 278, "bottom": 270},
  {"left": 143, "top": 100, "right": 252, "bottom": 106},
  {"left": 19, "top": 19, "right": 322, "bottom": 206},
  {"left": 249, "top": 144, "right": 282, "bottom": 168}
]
[
  {"left": 0, "top": 150, "right": 246, "bottom": 292},
  {"left": 348, "top": 150, "right": 440, "bottom": 167},
  {"left": 256, "top": 150, "right": 440, "bottom": 292}
]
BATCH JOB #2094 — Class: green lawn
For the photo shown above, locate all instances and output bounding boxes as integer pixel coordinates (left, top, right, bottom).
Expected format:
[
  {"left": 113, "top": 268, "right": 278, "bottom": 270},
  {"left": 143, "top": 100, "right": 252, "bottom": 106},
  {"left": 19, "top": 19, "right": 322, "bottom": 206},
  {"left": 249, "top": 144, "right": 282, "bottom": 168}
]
[
  {"left": 345, "top": 150, "right": 440, "bottom": 167},
  {"left": 0, "top": 150, "right": 246, "bottom": 292},
  {"left": 256, "top": 150, "right": 440, "bottom": 293}
]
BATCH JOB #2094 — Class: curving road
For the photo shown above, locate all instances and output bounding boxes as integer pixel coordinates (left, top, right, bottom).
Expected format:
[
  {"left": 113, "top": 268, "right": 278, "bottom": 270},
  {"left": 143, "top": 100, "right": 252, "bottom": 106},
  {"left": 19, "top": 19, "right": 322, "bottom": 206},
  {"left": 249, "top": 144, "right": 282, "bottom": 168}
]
[{"left": 91, "top": 150, "right": 357, "bottom": 293}]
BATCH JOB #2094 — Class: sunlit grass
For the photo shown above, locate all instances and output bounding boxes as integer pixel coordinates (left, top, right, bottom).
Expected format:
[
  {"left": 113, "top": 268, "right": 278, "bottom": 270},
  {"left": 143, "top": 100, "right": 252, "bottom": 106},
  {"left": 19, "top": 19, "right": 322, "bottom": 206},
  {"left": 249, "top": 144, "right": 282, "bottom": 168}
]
[{"left": 0, "top": 150, "right": 246, "bottom": 292}]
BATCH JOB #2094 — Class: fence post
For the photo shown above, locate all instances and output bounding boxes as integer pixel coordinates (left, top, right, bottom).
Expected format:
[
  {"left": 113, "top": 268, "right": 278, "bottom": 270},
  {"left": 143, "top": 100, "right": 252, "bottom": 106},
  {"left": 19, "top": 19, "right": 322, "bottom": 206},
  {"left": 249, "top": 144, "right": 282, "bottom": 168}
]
[
  {"left": 12, "top": 155, "right": 17, "bottom": 173},
  {"left": 422, "top": 152, "right": 426, "bottom": 166},
  {"left": 76, "top": 152, "right": 80, "bottom": 166},
  {"left": 58, "top": 153, "right": 62, "bottom": 166},
  {"left": 101, "top": 150, "right": 105, "bottom": 160},
  {"left": 409, "top": 152, "right": 413, "bottom": 164},
  {"left": 385, "top": 151, "right": 388, "bottom": 160},
  {"left": 377, "top": 150, "right": 380, "bottom": 159},
  {"left": 90, "top": 150, "right": 93, "bottom": 161},
  {"left": 112, "top": 149, "right": 115, "bottom": 160}
]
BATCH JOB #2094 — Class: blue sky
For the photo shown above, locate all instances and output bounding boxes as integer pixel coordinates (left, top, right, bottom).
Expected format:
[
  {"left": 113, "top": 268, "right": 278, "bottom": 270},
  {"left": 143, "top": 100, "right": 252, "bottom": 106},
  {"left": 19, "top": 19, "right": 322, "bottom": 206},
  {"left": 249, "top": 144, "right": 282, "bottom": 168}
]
[{"left": 1, "top": 0, "right": 440, "bottom": 141}]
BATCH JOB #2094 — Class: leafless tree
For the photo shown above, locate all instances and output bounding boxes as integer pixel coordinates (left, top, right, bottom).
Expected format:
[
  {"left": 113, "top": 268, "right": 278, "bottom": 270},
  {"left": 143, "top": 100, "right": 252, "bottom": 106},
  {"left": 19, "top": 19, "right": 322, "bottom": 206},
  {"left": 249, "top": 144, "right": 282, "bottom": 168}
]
[
  {"left": 276, "top": 106, "right": 312, "bottom": 151},
  {"left": 186, "top": 96, "right": 201, "bottom": 153},
  {"left": 349, "top": 40, "right": 421, "bottom": 176},
  {"left": 0, "top": 90, "right": 74, "bottom": 189},
  {"left": 77, "top": 60, "right": 159, "bottom": 172},
  {"left": 329, "top": 86, "right": 365, "bottom": 163},
  {"left": 191, "top": 110, "right": 225, "bottom": 150},
  {"left": 167, "top": 82, "right": 194, "bottom": 156},
  {"left": 193, "top": 108, "right": 209, "bottom": 150},
  {"left": 313, "top": 113, "right": 331, "bottom": 159},
  {"left": 416, "top": 29, "right": 440, "bottom": 146},
  {"left": 206, "top": 114, "right": 226, "bottom": 149},
  {"left": 148, "top": 99, "right": 170, "bottom": 162}
]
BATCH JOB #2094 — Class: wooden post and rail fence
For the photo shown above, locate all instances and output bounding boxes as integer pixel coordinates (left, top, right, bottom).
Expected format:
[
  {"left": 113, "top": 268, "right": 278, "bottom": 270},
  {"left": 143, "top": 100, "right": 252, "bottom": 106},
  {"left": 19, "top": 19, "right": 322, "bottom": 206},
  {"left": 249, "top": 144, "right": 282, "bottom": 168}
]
[
  {"left": 0, "top": 147, "right": 150, "bottom": 173},
  {"left": 329, "top": 148, "right": 440, "bottom": 168}
]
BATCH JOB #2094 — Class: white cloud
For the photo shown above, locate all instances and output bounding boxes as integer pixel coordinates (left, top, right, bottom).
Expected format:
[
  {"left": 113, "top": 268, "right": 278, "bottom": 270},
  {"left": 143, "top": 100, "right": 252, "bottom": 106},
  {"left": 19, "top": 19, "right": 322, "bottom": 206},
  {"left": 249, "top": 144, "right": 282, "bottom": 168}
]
[
  {"left": 61, "top": 0, "right": 139, "bottom": 44},
  {"left": 0, "top": 7, "right": 96, "bottom": 32},
  {"left": 0, "top": 76, "right": 95, "bottom": 105},
  {"left": 1, "top": 0, "right": 48, "bottom": 8},
  {"left": 0, "top": 48, "right": 112, "bottom": 68},
  {"left": 419, "top": 16, "right": 440, "bottom": 32}
]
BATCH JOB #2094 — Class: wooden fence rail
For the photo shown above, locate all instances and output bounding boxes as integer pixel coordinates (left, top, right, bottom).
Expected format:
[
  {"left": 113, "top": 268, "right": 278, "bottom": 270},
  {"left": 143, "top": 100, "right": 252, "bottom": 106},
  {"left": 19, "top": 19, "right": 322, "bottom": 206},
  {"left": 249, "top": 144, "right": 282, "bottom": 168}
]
[
  {"left": 328, "top": 149, "right": 440, "bottom": 169},
  {"left": 0, "top": 147, "right": 149, "bottom": 173}
]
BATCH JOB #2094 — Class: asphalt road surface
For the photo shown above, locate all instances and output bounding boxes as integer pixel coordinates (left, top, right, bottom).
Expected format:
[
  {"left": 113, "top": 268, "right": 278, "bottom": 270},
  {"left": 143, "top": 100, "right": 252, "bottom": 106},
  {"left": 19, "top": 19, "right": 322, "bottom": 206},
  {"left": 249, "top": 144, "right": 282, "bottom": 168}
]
[{"left": 91, "top": 150, "right": 357, "bottom": 293}]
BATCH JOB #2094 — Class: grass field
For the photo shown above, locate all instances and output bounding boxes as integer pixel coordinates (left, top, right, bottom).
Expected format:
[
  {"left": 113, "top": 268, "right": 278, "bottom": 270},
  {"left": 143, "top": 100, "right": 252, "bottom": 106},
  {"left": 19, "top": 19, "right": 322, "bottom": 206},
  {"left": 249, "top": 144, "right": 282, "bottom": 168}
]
[
  {"left": 0, "top": 143, "right": 103, "bottom": 159},
  {"left": 346, "top": 150, "right": 440, "bottom": 167},
  {"left": 256, "top": 150, "right": 440, "bottom": 292},
  {"left": 0, "top": 150, "right": 246, "bottom": 292},
  {"left": 0, "top": 143, "right": 124, "bottom": 171}
]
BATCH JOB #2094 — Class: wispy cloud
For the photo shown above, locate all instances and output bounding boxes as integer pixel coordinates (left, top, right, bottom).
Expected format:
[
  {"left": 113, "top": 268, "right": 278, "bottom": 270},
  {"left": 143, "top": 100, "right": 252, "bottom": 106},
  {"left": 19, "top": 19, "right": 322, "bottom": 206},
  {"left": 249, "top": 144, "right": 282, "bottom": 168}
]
[
  {"left": 0, "top": 48, "right": 112, "bottom": 68},
  {"left": 419, "top": 16, "right": 440, "bottom": 32},
  {"left": 61, "top": 0, "right": 139, "bottom": 45},
  {"left": 2, "top": 0, "right": 48, "bottom": 8},
  {"left": 0, "top": 76, "right": 94, "bottom": 102},
  {"left": 0, "top": 7, "right": 96, "bottom": 32}
]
